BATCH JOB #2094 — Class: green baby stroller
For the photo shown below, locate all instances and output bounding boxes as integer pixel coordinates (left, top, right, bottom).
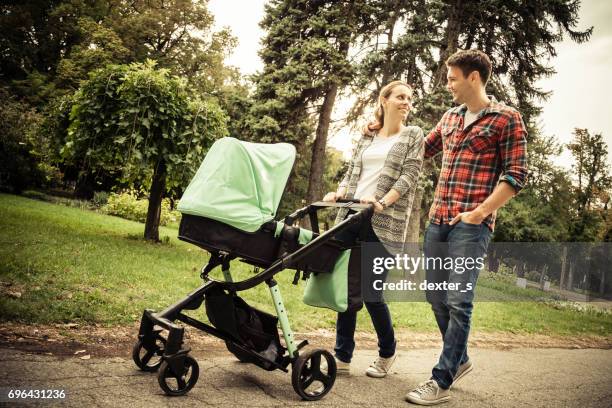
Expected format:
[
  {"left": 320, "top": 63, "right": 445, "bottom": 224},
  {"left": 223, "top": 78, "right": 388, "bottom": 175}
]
[{"left": 132, "top": 137, "right": 373, "bottom": 400}]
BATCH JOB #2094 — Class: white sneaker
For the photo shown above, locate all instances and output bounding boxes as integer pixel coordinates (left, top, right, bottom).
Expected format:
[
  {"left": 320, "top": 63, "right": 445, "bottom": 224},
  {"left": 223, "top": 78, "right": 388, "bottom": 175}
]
[
  {"left": 452, "top": 360, "right": 473, "bottom": 388},
  {"left": 335, "top": 357, "right": 350, "bottom": 376},
  {"left": 365, "top": 354, "right": 396, "bottom": 378},
  {"left": 405, "top": 379, "right": 450, "bottom": 405}
]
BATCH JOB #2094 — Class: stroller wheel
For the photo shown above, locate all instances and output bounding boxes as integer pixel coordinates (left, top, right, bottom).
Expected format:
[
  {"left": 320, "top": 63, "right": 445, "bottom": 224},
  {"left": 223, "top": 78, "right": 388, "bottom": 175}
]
[
  {"left": 158, "top": 355, "right": 199, "bottom": 396},
  {"left": 132, "top": 335, "right": 166, "bottom": 372},
  {"left": 291, "top": 349, "right": 336, "bottom": 401}
]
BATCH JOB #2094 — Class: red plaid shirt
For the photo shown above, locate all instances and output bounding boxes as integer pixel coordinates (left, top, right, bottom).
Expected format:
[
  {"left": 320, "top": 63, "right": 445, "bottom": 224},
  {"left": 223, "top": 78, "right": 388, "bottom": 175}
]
[{"left": 425, "top": 100, "right": 528, "bottom": 230}]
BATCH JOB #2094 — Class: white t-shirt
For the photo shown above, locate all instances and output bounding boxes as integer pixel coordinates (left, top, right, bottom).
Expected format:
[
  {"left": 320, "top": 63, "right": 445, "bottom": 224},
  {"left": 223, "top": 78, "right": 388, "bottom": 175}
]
[
  {"left": 354, "top": 134, "right": 399, "bottom": 199},
  {"left": 464, "top": 108, "right": 484, "bottom": 129}
]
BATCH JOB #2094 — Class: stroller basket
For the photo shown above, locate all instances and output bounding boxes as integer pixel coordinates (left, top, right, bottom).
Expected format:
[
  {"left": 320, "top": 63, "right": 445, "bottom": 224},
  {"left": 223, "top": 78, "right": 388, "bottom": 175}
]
[{"left": 205, "top": 286, "right": 284, "bottom": 371}]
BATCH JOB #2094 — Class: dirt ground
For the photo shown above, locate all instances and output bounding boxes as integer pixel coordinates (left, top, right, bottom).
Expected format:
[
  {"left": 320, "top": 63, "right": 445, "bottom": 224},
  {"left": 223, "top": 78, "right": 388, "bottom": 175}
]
[{"left": 1, "top": 322, "right": 610, "bottom": 360}]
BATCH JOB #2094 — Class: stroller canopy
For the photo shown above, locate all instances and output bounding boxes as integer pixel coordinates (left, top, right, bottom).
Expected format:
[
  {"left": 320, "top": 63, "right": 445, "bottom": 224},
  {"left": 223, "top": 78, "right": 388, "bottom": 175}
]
[{"left": 178, "top": 137, "right": 296, "bottom": 232}]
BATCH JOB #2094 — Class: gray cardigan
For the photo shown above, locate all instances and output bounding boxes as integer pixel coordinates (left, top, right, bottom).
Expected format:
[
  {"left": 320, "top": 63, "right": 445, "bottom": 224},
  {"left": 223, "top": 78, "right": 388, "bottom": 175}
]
[{"left": 335, "top": 126, "right": 424, "bottom": 253}]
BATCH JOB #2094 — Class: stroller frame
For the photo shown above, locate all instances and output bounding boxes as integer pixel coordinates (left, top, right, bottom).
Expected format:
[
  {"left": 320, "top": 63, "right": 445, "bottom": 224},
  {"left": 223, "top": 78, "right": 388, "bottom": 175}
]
[{"left": 133, "top": 200, "right": 373, "bottom": 400}]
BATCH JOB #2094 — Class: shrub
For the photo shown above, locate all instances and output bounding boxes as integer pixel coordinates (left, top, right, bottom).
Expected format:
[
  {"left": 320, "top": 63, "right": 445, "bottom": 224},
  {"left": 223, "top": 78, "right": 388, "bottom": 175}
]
[
  {"left": 102, "top": 190, "right": 180, "bottom": 226},
  {"left": 92, "top": 191, "right": 110, "bottom": 208},
  {"left": 21, "top": 190, "right": 91, "bottom": 210},
  {"left": 21, "top": 190, "right": 49, "bottom": 201}
]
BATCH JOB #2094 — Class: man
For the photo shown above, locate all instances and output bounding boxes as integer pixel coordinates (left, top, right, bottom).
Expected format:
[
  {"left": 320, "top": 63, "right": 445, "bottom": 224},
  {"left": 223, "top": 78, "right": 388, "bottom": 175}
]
[{"left": 404, "top": 49, "right": 528, "bottom": 405}]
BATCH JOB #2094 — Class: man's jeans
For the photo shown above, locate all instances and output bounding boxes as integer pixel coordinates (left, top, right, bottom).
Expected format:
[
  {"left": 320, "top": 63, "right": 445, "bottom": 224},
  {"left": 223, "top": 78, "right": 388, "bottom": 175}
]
[{"left": 424, "top": 221, "right": 491, "bottom": 389}]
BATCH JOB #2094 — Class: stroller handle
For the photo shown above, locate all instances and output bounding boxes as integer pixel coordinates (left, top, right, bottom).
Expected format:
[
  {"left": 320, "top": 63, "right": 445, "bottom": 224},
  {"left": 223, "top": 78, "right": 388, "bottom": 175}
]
[
  {"left": 310, "top": 200, "right": 373, "bottom": 210},
  {"left": 336, "top": 197, "right": 373, "bottom": 205},
  {"left": 312, "top": 197, "right": 376, "bottom": 209}
]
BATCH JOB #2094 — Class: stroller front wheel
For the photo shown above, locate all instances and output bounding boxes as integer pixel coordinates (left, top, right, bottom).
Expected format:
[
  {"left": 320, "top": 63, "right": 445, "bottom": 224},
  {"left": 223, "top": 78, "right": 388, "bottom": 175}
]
[
  {"left": 158, "top": 355, "right": 200, "bottom": 396},
  {"left": 291, "top": 349, "right": 336, "bottom": 401},
  {"left": 132, "top": 335, "right": 166, "bottom": 372}
]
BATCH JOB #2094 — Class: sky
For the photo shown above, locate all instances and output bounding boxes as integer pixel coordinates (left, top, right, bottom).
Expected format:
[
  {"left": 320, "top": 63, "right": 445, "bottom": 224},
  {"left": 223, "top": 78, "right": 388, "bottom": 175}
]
[{"left": 208, "top": 0, "right": 612, "bottom": 169}]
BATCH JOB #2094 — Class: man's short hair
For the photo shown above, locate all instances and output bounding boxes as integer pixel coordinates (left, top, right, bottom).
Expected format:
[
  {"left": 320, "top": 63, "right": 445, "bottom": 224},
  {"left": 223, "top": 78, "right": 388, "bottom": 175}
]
[{"left": 446, "top": 49, "right": 492, "bottom": 85}]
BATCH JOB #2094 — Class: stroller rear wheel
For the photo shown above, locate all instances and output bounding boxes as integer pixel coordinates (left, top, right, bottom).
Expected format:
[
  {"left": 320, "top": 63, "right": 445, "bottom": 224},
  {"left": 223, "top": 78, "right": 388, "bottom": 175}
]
[
  {"left": 158, "top": 355, "right": 199, "bottom": 396},
  {"left": 291, "top": 349, "right": 336, "bottom": 401},
  {"left": 132, "top": 334, "right": 166, "bottom": 372}
]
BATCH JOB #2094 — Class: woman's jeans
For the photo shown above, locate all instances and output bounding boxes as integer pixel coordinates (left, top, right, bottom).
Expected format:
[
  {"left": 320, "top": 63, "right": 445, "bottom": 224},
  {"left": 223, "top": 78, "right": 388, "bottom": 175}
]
[
  {"left": 424, "top": 221, "right": 491, "bottom": 389},
  {"left": 333, "top": 216, "right": 396, "bottom": 363}
]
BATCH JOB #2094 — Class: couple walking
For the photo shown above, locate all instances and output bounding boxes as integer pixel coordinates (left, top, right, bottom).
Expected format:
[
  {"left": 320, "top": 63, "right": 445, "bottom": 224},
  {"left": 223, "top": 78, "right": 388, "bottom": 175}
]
[{"left": 322, "top": 49, "right": 528, "bottom": 405}]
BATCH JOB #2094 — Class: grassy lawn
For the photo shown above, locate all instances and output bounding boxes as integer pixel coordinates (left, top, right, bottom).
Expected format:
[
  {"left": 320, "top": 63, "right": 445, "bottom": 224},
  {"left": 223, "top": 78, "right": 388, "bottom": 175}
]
[{"left": 1, "top": 193, "right": 611, "bottom": 336}]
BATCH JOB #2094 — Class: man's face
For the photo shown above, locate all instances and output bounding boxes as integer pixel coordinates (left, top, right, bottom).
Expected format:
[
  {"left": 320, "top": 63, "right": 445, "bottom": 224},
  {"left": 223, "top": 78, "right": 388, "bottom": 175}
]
[{"left": 446, "top": 65, "right": 473, "bottom": 104}]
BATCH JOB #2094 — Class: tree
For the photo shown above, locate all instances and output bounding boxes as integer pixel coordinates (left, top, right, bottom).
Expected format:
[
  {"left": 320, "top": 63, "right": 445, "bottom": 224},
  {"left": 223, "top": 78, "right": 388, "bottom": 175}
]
[
  {"left": 66, "top": 61, "right": 228, "bottom": 241},
  {"left": 0, "top": 90, "right": 44, "bottom": 193},
  {"left": 495, "top": 130, "right": 574, "bottom": 242},
  {"left": 567, "top": 128, "right": 612, "bottom": 241},
  {"left": 0, "top": 0, "right": 109, "bottom": 105},
  {"left": 54, "top": 17, "right": 131, "bottom": 92},
  {"left": 1, "top": 0, "right": 239, "bottom": 202},
  {"left": 251, "top": 0, "right": 379, "bottom": 209},
  {"left": 106, "top": 0, "right": 237, "bottom": 94},
  {"left": 1, "top": 1, "right": 237, "bottom": 99},
  {"left": 349, "top": 0, "right": 593, "bottom": 240}
]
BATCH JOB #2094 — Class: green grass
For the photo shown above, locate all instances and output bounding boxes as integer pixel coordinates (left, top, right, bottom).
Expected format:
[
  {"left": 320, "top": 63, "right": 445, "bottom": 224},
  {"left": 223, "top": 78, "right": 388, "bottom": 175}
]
[{"left": 1, "top": 193, "right": 611, "bottom": 336}]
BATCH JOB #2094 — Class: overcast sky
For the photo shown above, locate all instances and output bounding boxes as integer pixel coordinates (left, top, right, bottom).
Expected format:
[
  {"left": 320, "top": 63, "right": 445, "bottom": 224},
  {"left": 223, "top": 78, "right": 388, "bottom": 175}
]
[{"left": 208, "top": 0, "right": 612, "bottom": 169}]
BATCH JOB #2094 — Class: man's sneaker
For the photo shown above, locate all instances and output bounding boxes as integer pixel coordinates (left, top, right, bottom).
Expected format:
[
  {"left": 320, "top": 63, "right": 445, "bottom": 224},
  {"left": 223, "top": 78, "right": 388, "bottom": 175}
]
[
  {"left": 451, "top": 360, "right": 473, "bottom": 388},
  {"left": 365, "top": 354, "right": 397, "bottom": 378},
  {"left": 405, "top": 379, "right": 450, "bottom": 405},
  {"left": 335, "top": 357, "right": 350, "bottom": 376}
]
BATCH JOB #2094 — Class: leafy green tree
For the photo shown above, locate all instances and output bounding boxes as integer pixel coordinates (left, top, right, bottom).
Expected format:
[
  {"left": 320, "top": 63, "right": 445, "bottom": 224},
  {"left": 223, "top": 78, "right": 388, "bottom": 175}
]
[
  {"left": 54, "top": 17, "right": 131, "bottom": 92},
  {"left": 567, "top": 128, "right": 612, "bottom": 241},
  {"left": 0, "top": 0, "right": 109, "bottom": 104},
  {"left": 106, "top": 0, "right": 237, "bottom": 94},
  {"left": 0, "top": 90, "right": 44, "bottom": 192},
  {"left": 66, "top": 61, "right": 228, "bottom": 241},
  {"left": 1, "top": 1, "right": 237, "bottom": 99},
  {"left": 2, "top": 0, "right": 238, "bottom": 204}
]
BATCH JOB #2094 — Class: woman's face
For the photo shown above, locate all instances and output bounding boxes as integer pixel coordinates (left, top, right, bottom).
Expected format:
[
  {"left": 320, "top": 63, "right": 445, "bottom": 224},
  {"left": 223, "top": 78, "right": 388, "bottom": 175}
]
[{"left": 383, "top": 85, "right": 413, "bottom": 120}]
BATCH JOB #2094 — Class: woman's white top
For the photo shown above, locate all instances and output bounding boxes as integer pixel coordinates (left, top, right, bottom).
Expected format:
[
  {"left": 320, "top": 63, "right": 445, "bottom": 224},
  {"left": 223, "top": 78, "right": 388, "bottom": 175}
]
[{"left": 354, "top": 134, "right": 399, "bottom": 199}]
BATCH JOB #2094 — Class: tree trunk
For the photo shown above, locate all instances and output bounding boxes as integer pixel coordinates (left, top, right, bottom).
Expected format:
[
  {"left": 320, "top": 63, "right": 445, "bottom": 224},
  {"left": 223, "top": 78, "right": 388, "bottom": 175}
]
[
  {"left": 539, "top": 264, "right": 548, "bottom": 288},
  {"left": 380, "top": 1, "right": 401, "bottom": 87},
  {"left": 559, "top": 245, "right": 567, "bottom": 290},
  {"left": 516, "top": 262, "right": 525, "bottom": 278},
  {"left": 74, "top": 171, "right": 95, "bottom": 200},
  {"left": 488, "top": 246, "right": 499, "bottom": 273},
  {"left": 144, "top": 158, "right": 167, "bottom": 242},
  {"left": 305, "top": 28, "right": 350, "bottom": 207},
  {"left": 433, "top": 0, "right": 464, "bottom": 87},
  {"left": 567, "top": 262, "right": 574, "bottom": 291},
  {"left": 305, "top": 83, "right": 340, "bottom": 205}
]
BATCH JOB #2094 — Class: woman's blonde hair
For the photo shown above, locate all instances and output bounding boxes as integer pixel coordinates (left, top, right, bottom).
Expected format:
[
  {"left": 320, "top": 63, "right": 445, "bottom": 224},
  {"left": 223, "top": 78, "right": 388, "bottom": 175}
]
[{"left": 374, "top": 80, "right": 412, "bottom": 128}]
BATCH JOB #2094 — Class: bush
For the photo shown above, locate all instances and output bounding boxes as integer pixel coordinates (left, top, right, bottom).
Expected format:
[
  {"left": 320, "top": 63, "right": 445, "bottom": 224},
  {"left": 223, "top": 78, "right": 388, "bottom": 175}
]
[
  {"left": 21, "top": 190, "right": 49, "bottom": 201},
  {"left": 102, "top": 190, "right": 180, "bottom": 226},
  {"left": 92, "top": 191, "right": 110, "bottom": 208},
  {"left": 21, "top": 190, "right": 92, "bottom": 210}
]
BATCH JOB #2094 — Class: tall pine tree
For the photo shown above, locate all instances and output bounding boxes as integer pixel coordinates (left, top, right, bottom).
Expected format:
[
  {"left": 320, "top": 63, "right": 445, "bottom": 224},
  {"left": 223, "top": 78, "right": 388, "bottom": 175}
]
[{"left": 249, "top": 0, "right": 378, "bottom": 209}]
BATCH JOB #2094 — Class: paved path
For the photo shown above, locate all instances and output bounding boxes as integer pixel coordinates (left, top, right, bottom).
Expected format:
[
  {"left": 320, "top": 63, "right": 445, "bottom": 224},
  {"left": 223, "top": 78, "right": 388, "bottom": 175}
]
[{"left": 1, "top": 347, "right": 611, "bottom": 407}]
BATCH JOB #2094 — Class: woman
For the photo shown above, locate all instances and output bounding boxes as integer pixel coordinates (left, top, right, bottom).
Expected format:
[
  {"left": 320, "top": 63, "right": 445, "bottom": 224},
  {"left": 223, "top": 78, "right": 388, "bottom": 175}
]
[{"left": 322, "top": 80, "right": 424, "bottom": 378}]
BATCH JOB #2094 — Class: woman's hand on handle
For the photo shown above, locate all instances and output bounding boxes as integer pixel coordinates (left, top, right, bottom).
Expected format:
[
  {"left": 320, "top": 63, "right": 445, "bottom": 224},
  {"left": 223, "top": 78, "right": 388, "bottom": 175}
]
[
  {"left": 323, "top": 191, "right": 342, "bottom": 202},
  {"left": 359, "top": 195, "right": 384, "bottom": 213}
]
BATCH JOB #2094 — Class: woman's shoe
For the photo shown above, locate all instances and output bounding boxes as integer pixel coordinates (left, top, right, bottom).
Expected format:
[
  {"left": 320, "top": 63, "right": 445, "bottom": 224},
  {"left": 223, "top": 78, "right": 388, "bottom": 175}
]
[{"left": 365, "top": 354, "right": 396, "bottom": 378}]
